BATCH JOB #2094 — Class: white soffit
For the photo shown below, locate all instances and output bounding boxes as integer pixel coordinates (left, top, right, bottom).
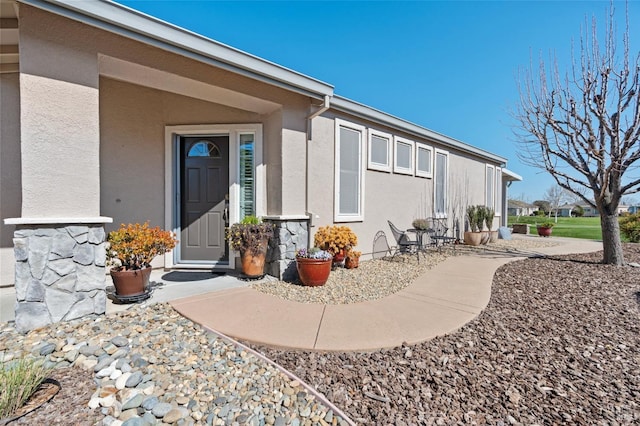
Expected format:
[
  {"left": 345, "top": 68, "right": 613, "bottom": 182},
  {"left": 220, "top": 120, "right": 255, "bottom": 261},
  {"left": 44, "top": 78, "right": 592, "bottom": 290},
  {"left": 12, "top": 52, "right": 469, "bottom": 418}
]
[
  {"left": 502, "top": 168, "right": 523, "bottom": 181},
  {"left": 99, "top": 55, "right": 280, "bottom": 115}
]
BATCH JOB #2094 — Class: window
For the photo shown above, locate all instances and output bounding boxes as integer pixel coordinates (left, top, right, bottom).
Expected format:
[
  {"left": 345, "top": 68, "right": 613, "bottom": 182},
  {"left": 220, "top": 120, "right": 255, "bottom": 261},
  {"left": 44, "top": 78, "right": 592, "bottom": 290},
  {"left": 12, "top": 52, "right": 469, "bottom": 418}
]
[
  {"left": 335, "top": 119, "right": 365, "bottom": 222},
  {"left": 495, "top": 167, "right": 502, "bottom": 216},
  {"left": 188, "top": 140, "right": 221, "bottom": 157},
  {"left": 415, "top": 143, "right": 433, "bottom": 178},
  {"left": 486, "top": 165, "right": 495, "bottom": 209},
  {"left": 367, "top": 130, "right": 392, "bottom": 172},
  {"left": 239, "top": 133, "right": 255, "bottom": 219},
  {"left": 393, "top": 136, "right": 414, "bottom": 175},
  {"left": 434, "top": 149, "right": 448, "bottom": 217}
]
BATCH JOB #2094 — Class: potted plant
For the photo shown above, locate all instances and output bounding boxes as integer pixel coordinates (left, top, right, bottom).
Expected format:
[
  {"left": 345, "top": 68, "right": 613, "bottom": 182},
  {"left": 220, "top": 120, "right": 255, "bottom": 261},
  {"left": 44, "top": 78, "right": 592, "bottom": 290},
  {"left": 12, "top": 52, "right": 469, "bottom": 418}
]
[
  {"left": 464, "top": 205, "right": 483, "bottom": 246},
  {"left": 313, "top": 225, "right": 358, "bottom": 264},
  {"left": 537, "top": 221, "right": 555, "bottom": 237},
  {"left": 295, "top": 247, "right": 333, "bottom": 286},
  {"left": 107, "top": 222, "right": 178, "bottom": 297},
  {"left": 411, "top": 218, "right": 429, "bottom": 230},
  {"left": 345, "top": 249, "right": 361, "bottom": 269},
  {"left": 485, "top": 207, "right": 497, "bottom": 243},
  {"left": 226, "top": 216, "right": 274, "bottom": 277}
]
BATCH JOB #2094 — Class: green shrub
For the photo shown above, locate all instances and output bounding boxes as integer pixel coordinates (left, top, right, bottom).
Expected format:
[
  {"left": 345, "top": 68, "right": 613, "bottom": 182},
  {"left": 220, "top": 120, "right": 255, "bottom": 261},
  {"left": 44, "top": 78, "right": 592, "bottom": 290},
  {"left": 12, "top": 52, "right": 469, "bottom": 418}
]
[
  {"left": 534, "top": 210, "right": 546, "bottom": 217},
  {"left": 619, "top": 213, "right": 640, "bottom": 242},
  {"left": 0, "top": 358, "right": 53, "bottom": 418}
]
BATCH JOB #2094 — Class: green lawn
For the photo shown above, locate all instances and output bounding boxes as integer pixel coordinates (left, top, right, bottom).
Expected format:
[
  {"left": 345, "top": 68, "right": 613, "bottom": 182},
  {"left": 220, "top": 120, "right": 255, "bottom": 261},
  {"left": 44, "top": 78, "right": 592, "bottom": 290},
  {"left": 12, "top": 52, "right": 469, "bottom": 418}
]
[{"left": 508, "top": 216, "right": 603, "bottom": 240}]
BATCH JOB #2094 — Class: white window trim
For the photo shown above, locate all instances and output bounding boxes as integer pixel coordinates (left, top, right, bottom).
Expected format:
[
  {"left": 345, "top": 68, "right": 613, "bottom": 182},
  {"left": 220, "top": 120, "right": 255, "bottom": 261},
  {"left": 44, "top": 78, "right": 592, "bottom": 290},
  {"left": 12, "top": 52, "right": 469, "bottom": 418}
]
[
  {"left": 434, "top": 149, "right": 449, "bottom": 218},
  {"left": 415, "top": 142, "right": 433, "bottom": 178},
  {"left": 367, "top": 129, "right": 392, "bottom": 172},
  {"left": 393, "top": 136, "right": 414, "bottom": 175},
  {"left": 495, "top": 167, "right": 502, "bottom": 216},
  {"left": 486, "top": 164, "right": 495, "bottom": 209},
  {"left": 334, "top": 119, "right": 366, "bottom": 222}
]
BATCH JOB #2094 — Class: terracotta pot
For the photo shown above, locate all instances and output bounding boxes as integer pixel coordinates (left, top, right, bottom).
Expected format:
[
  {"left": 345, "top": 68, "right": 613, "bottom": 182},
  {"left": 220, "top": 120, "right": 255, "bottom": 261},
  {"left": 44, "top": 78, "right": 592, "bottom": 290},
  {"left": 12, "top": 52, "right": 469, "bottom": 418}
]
[
  {"left": 240, "top": 239, "right": 268, "bottom": 277},
  {"left": 489, "top": 230, "right": 499, "bottom": 243},
  {"left": 537, "top": 226, "right": 553, "bottom": 237},
  {"left": 463, "top": 231, "right": 484, "bottom": 246},
  {"left": 345, "top": 256, "right": 360, "bottom": 269},
  {"left": 296, "top": 258, "right": 332, "bottom": 286},
  {"left": 110, "top": 267, "right": 152, "bottom": 296},
  {"left": 332, "top": 249, "right": 346, "bottom": 264}
]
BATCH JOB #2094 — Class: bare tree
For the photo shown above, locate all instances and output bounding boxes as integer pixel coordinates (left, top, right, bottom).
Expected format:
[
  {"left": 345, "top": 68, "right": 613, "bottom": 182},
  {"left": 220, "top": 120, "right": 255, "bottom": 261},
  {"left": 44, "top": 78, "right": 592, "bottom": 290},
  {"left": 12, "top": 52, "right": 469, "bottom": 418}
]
[
  {"left": 514, "top": 3, "right": 640, "bottom": 265},
  {"left": 545, "top": 185, "right": 569, "bottom": 221}
]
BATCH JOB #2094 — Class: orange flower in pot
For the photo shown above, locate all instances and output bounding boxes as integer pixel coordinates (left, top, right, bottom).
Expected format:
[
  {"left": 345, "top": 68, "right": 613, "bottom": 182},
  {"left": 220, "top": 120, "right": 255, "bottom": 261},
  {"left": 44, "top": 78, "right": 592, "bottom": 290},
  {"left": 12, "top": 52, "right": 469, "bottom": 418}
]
[
  {"left": 313, "top": 225, "right": 358, "bottom": 265},
  {"left": 107, "top": 222, "right": 178, "bottom": 297}
]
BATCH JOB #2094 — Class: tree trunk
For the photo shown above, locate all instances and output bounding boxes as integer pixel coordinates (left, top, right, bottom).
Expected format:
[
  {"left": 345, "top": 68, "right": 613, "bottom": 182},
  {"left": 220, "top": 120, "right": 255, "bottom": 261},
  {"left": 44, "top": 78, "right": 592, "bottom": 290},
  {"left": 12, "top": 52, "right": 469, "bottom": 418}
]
[{"left": 600, "top": 213, "right": 624, "bottom": 265}]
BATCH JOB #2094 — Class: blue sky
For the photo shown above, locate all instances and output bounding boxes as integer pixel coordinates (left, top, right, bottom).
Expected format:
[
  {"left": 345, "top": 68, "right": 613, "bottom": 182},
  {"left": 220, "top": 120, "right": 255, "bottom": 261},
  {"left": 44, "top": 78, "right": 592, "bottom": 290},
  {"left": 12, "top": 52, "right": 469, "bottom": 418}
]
[{"left": 118, "top": 0, "right": 640, "bottom": 202}]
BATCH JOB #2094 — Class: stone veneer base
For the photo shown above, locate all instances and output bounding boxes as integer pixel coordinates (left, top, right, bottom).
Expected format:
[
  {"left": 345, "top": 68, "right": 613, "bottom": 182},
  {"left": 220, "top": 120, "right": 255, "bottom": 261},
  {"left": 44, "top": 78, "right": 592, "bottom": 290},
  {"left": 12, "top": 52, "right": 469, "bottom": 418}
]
[
  {"left": 13, "top": 224, "right": 107, "bottom": 333},
  {"left": 263, "top": 219, "right": 309, "bottom": 281}
]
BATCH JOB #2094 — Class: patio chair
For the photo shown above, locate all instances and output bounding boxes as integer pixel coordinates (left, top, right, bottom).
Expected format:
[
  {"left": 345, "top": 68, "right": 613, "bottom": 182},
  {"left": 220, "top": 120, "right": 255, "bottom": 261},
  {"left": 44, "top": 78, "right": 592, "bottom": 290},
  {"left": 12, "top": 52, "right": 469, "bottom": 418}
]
[
  {"left": 429, "top": 218, "right": 456, "bottom": 248},
  {"left": 372, "top": 230, "right": 392, "bottom": 260},
  {"left": 387, "top": 220, "right": 420, "bottom": 262}
]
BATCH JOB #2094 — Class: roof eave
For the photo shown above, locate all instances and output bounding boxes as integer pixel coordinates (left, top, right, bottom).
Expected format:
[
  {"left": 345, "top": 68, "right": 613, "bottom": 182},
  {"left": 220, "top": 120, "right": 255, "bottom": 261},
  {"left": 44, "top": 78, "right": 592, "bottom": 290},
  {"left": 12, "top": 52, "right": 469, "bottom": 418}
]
[{"left": 20, "top": 0, "right": 334, "bottom": 99}]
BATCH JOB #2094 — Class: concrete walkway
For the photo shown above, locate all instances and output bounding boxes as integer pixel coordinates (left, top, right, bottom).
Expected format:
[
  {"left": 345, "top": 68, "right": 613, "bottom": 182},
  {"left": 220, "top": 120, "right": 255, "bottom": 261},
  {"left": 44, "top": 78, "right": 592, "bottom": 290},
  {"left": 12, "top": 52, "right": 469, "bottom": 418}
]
[
  {"left": 0, "top": 236, "right": 603, "bottom": 351},
  {"left": 171, "top": 236, "right": 603, "bottom": 351}
]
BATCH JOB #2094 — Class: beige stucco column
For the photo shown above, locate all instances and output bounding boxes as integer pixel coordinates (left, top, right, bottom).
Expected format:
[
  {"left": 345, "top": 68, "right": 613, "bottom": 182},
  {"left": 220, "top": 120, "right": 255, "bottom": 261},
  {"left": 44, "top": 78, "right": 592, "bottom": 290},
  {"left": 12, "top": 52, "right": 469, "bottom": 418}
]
[{"left": 4, "top": 6, "right": 111, "bottom": 332}]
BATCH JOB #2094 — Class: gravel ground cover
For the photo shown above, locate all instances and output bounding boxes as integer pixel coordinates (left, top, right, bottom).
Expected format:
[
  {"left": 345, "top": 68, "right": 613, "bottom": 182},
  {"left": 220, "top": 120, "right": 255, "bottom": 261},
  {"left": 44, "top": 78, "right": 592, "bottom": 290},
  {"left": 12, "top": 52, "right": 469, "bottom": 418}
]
[
  {"left": 251, "top": 244, "right": 640, "bottom": 425},
  {"left": 251, "top": 237, "right": 558, "bottom": 305},
  {"left": 0, "top": 304, "right": 350, "bottom": 426}
]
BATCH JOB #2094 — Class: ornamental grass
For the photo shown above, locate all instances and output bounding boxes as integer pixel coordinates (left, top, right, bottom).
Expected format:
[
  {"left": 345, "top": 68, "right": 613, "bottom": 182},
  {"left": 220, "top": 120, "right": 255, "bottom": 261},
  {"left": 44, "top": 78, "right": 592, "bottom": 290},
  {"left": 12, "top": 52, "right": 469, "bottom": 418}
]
[{"left": 0, "top": 358, "right": 52, "bottom": 419}]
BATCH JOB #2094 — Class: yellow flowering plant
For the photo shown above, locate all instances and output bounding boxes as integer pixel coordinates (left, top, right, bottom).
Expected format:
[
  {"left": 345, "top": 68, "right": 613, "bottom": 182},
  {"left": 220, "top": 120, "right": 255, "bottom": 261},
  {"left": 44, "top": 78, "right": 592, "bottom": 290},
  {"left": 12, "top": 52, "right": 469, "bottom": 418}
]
[
  {"left": 313, "top": 225, "right": 358, "bottom": 255},
  {"left": 107, "top": 222, "right": 178, "bottom": 271}
]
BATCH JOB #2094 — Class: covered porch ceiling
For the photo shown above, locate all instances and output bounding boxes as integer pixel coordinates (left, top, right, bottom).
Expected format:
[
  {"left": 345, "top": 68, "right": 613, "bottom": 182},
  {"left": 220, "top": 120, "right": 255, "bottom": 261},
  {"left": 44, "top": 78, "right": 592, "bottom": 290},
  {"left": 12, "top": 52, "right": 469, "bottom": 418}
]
[{"left": 99, "top": 55, "right": 281, "bottom": 115}]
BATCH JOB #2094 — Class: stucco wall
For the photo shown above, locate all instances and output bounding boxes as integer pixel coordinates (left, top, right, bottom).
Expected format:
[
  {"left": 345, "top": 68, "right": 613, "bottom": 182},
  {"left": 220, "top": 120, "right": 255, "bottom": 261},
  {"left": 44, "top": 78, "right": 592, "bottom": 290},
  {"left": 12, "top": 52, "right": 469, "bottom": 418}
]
[
  {"left": 0, "top": 73, "right": 21, "bottom": 285},
  {"left": 308, "top": 113, "right": 503, "bottom": 257},
  {"left": 19, "top": 6, "right": 100, "bottom": 218},
  {"left": 100, "top": 77, "right": 264, "bottom": 233}
]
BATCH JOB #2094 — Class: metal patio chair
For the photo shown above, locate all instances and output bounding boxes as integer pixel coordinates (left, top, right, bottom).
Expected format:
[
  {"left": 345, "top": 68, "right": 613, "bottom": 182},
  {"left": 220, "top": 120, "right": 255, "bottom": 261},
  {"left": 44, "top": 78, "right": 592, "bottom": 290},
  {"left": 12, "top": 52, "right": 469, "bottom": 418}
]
[
  {"left": 429, "top": 217, "right": 456, "bottom": 249},
  {"left": 387, "top": 220, "right": 420, "bottom": 262}
]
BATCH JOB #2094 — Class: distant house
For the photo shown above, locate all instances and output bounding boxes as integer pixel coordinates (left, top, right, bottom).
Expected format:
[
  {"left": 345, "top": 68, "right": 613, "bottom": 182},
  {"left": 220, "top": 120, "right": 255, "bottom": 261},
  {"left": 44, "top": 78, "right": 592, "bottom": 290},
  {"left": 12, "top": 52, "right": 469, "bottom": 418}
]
[
  {"left": 629, "top": 206, "right": 640, "bottom": 214},
  {"left": 552, "top": 204, "right": 575, "bottom": 217},
  {"left": 579, "top": 205, "right": 600, "bottom": 217},
  {"left": 508, "top": 200, "right": 537, "bottom": 216}
]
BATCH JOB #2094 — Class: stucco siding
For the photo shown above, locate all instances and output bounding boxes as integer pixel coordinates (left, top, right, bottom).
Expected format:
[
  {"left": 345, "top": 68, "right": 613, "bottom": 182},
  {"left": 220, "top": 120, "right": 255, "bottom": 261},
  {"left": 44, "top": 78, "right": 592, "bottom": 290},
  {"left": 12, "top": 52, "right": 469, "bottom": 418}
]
[
  {"left": 307, "top": 113, "right": 504, "bottom": 257},
  {"left": 1, "top": 73, "right": 21, "bottom": 285},
  {"left": 18, "top": 6, "right": 101, "bottom": 218},
  {"left": 99, "top": 77, "right": 262, "bottom": 233}
]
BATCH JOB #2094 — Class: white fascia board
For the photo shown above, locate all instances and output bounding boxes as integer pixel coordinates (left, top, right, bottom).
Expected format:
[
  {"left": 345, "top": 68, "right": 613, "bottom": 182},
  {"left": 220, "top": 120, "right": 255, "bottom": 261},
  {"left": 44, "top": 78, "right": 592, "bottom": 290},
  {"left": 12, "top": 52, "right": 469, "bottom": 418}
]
[
  {"left": 21, "top": 0, "right": 334, "bottom": 99},
  {"left": 331, "top": 96, "right": 507, "bottom": 164},
  {"left": 502, "top": 168, "right": 523, "bottom": 182}
]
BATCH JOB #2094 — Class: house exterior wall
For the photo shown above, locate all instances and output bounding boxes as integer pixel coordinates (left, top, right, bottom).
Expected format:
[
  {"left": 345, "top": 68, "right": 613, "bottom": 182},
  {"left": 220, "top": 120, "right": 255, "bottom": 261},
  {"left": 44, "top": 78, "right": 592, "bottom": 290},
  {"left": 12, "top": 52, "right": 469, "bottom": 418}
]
[
  {"left": 306, "top": 113, "right": 502, "bottom": 257},
  {"left": 0, "top": 72, "right": 21, "bottom": 286},
  {"left": 99, "top": 77, "right": 263, "bottom": 233},
  {"left": 18, "top": 5, "right": 101, "bottom": 218}
]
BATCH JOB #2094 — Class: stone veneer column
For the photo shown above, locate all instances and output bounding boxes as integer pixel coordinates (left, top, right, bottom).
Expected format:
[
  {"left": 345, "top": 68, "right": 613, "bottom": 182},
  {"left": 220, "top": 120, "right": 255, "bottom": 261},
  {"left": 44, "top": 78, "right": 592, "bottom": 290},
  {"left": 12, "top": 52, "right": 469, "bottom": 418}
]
[
  {"left": 12, "top": 223, "right": 108, "bottom": 333},
  {"left": 263, "top": 218, "right": 309, "bottom": 281}
]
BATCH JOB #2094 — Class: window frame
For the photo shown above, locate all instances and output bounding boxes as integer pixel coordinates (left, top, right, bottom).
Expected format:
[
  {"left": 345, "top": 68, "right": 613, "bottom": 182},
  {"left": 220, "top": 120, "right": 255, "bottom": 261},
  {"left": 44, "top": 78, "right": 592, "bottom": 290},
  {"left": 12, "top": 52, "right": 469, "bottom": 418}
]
[
  {"left": 415, "top": 142, "right": 433, "bottom": 178},
  {"left": 367, "top": 129, "right": 392, "bottom": 172},
  {"left": 393, "top": 136, "right": 415, "bottom": 175},
  {"left": 486, "top": 164, "right": 495, "bottom": 210},
  {"left": 334, "top": 119, "right": 366, "bottom": 222},
  {"left": 434, "top": 149, "right": 449, "bottom": 218},
  {"left": 495, "top": 167, "right": 502, "bottom": 217}
]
